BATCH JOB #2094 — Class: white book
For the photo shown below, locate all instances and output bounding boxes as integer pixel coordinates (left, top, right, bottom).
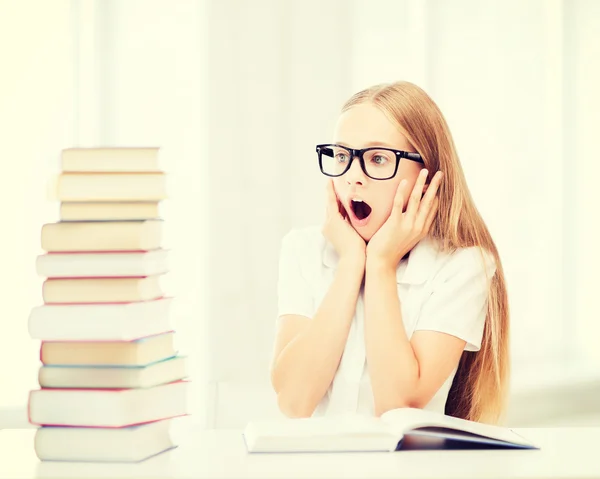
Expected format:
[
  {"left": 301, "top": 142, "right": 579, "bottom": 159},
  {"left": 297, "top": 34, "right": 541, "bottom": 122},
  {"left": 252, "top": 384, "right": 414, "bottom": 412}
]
[
  {"left": 35, "top": 418, "right": 176, "bottom": 463},
  {"left": 28, "top": 297, "right": 173, "bottom": 341},
  {"left": 243, "top": 408, "right": 538, "bottom": 453},
  {"left": 29, "top": 380, "right": 188, "bottom": 427},
  {"left": 36, "top": 249, "right": 169, "bottom": 278},
  {"left": 60, "top": 201, "right": 161, "bottom": 221},
  {"left": 55, "top": 173, "right": 167, "bottom": 202},
  {"left": 39, "top": 356, "right": 187, "bottom": 389},
  {"left": 61, "top": 147, "right": 161, "bottom": 173}
]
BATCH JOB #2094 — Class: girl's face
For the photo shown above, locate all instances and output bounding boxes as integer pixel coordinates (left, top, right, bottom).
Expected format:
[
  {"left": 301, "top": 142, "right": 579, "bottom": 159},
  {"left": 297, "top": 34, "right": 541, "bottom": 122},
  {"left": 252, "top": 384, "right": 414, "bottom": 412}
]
[{"left": 332, "top": 103, "right": 425, "bottom": 242}]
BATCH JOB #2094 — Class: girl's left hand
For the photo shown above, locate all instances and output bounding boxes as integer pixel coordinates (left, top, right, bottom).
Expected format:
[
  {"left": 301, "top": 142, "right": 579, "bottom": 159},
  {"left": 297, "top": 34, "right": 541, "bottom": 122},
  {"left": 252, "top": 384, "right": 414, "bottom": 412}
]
[{"left": 366, "top": 169, "right": 443, "bottom": 269}]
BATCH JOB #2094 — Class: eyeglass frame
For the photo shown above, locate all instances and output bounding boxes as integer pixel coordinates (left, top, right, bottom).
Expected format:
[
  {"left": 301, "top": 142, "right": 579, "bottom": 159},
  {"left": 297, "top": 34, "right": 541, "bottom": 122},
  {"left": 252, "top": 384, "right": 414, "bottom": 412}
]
[{"left": 316, "top": 143, "right": 424, "bottom": 180}]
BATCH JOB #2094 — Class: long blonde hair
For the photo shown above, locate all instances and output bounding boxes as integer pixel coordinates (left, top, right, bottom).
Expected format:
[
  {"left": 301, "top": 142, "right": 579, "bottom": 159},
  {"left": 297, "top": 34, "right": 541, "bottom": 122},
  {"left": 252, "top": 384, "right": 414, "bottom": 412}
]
[{"left": 342, "top": 81, "right": 510, "bottom": 425}]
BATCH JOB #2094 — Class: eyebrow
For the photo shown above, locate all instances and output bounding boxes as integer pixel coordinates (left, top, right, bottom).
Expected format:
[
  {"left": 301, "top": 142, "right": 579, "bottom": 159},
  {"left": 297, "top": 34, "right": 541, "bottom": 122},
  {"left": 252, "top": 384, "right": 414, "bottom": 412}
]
[{"left": 336, "top": 141, "right": 399, "bottom": 149}]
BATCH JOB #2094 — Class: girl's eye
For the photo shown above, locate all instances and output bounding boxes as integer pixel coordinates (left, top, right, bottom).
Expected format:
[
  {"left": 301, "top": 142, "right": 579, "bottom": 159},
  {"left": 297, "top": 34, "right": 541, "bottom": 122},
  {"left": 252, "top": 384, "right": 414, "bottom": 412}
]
[
  {"left": 335, "top": 153, "right": 349, "bottom": 163},
  {"left": 371, "top": 155, "right": 388, "bottom": 165}
]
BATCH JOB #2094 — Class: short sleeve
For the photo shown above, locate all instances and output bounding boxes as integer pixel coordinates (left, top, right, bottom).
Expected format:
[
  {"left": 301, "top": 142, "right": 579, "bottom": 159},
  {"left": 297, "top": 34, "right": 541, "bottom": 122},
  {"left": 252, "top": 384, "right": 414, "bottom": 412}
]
[
  {"left": 276, "top": 230, "right": 314, "bottom": 320},
  {"left": 413, "top": 246, "right": 497, "bottom": 352}
]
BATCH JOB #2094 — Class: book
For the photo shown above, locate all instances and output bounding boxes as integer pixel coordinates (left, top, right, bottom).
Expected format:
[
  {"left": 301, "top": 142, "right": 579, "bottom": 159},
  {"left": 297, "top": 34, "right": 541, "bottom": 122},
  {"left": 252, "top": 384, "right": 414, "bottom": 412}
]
[
  {"left": 42, "top": 276, "right": 163, "bottom": 304},
  {"left": 29, "top": 297, "right": 173, "bottom": 341},
  {"left": 40, "top": 331, "right": 176, "bottom": 366},
  {"left": 39, "top": 356, "right": 187, "bottom": 389},
  {"left": 29, "top": 380, "right": 188, "bottom": 427},
  {"left": 61, "top": 147, "right": 161, "bottom": 173},
  {"left": 60, "top": 201, "right": 161, "bottom": 221},
  {"left": 35, "top": 418, "right": 176, "bottom": 463},
  {"left": 36, "top": 249, "right": 169, "bottom": 278},
  {"left": 41, "top": 220, "right": 163, "bottom": 252},
  {"left": 243, "top": 408, "right": 538, "bottom": 453},
  {"left": 55, "top": 172, "right": 166, "bottom": 202}
]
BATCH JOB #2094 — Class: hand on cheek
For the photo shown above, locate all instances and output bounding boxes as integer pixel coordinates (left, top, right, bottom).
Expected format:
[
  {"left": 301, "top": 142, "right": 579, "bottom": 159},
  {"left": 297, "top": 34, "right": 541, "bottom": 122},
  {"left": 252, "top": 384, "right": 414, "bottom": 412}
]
[
  {"left": 398, "top": 180, "right": 428, "bottom": 214},
  {"left": 366, "top": 170, "right": 443, "bottom": 270}
]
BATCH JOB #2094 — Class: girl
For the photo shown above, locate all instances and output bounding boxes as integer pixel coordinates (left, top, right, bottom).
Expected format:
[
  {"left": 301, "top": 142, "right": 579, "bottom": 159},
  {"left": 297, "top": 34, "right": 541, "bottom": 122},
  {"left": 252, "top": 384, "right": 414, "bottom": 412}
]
[{"left": 269, "top": 81, "right": 509, "bottom": 425}]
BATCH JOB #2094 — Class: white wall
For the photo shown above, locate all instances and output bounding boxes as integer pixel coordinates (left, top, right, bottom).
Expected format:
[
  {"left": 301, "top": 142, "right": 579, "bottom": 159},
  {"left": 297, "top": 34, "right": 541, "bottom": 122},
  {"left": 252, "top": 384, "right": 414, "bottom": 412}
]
[
  {"left": 2, "top": 0, "right": 600, "bottom": 428},
  {"left": 89, "top": 0, "right": 211, "bottom": 427},
  {"left": 204, "top": 0, "right": 600, "bottom": 426},
  {"left": 569, "top": 0, "right": 600, "bottom": 365},
  {"left": 427, "top": 0, "right": 567, "bottom": 365}
]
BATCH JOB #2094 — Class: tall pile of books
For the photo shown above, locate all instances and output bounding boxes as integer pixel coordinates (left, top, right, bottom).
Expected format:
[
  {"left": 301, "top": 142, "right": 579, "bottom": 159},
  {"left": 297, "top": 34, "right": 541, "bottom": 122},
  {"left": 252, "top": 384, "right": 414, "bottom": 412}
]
[{"left": 27, "top": 148, "right": 188, "bottom": 463}]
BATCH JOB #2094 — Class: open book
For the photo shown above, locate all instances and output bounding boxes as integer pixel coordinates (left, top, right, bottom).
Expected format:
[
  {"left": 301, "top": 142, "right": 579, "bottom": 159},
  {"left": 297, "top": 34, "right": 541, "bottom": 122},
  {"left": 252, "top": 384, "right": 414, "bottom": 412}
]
[{"left": 243, "top": 408, "right": 538, "bottom": 453}]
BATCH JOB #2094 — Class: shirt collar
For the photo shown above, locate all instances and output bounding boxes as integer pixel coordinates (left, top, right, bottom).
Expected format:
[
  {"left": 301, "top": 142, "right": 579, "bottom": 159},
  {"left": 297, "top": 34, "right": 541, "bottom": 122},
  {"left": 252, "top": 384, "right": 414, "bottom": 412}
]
[{"left": 322, "top": 235, "right": 440, "bottom": 285}]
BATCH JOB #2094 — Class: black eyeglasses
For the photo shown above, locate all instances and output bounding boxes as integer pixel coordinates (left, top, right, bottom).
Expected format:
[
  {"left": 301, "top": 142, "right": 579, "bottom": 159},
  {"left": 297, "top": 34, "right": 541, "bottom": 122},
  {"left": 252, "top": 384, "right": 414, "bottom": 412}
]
[{"left": 316, "top": 143, "right": 424, "bottom": 180}]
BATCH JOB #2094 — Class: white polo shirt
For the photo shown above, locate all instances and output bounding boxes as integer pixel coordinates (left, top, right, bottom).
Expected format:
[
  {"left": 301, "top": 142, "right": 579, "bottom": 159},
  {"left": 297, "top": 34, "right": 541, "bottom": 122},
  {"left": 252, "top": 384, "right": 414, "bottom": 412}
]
[{"left": 276, "top": 225, "right": 497, "bottom": 417}]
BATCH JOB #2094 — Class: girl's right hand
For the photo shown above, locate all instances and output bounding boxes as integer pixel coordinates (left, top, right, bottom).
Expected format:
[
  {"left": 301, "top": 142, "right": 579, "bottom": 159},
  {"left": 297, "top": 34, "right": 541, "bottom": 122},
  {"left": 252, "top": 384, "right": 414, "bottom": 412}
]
[{"left": 322, "top": 180, "right": 366, "bottom": 262}]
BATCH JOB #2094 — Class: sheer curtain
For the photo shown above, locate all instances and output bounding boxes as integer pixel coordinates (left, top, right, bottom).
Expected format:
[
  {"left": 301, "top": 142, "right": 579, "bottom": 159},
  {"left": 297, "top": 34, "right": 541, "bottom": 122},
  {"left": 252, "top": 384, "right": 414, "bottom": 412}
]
[
  {"left": 0, "top": 0, "right": 72, "bottom": 414},
  {"left": 81, "top": 0, "right": 210, "bottom": 427},
  {"left": 2, "top": 0, "right": 599, "bottom": 428}
]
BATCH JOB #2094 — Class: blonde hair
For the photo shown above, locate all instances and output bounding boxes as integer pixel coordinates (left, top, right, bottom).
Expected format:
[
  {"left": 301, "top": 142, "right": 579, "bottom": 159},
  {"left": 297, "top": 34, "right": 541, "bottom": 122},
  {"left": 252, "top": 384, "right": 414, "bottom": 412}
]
[{"left": 342, "top": 81, "right": 510, "bottom": 425}]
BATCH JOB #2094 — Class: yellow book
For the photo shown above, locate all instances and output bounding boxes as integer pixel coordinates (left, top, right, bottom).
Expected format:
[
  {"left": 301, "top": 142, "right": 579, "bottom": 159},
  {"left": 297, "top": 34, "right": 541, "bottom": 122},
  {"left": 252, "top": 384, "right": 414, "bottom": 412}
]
[
  {"left": 60, "top": 201, "right": 160, "bottom": 221},
  {"left": 41, "top": 219, "right": 163, "bottom": 252},
  {"left": 42, "top": 276, "right": 163, "bottom": 304},
  {"left": 40, "top": 331, "right": 176, "bottom": 366},
  {"left": 61, "top": 147, "right": 161, "bottom": 172},
  {"left": 55, "top": 172, "right": 167, "bottom": 202}
]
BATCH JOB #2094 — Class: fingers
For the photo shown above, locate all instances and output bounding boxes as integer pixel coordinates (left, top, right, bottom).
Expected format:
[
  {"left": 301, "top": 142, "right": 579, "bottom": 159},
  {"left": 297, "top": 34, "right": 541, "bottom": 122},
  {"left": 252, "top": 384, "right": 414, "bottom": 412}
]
[
  {"left": 424, "top": 196, "right": 439, "bottom": 232},
  {"left": 410, "top": 170, "right": 442, "bottom": 235},
  {"left": 405, "top": 168, "right": 429, "bottom": 218},
  {"left": 418, "top": 171, "right": 443, "bottom": 218},
  {"left": 392, "top": 179, "right": 408, "bottom": 217}
]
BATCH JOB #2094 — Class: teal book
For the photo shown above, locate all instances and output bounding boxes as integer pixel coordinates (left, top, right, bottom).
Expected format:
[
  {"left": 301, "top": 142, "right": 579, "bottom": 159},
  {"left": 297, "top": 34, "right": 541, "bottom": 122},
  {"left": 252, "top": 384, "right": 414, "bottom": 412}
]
[{"left": 39, "top": 355, "right": 187, "bottom": 389}]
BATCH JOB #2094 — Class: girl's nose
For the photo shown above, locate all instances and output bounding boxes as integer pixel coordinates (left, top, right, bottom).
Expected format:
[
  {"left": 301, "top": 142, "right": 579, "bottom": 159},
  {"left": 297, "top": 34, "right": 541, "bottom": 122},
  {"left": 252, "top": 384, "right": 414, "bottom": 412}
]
[{"left": 345, "top": 156, "right": 366, "bottom": 185}]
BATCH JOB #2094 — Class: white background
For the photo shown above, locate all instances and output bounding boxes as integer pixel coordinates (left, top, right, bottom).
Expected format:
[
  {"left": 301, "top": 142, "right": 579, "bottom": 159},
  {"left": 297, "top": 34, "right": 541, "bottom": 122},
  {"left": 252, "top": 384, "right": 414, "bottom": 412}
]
[{"left": 1, "top": 0, "right": 599, "bottom": 428}]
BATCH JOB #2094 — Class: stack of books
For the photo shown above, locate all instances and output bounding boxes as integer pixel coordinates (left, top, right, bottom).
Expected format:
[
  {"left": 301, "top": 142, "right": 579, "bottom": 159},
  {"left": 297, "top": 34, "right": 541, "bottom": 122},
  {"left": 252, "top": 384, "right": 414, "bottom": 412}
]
[{"left": 27, "top": 148, "right": 189, "bottom": 463}]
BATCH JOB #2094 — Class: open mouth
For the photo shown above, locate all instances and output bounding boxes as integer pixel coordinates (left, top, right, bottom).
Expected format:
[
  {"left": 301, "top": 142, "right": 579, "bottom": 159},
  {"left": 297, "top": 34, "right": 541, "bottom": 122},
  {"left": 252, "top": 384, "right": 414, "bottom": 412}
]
[{"left": 351, "top": 199, "right": 372, "bottom": 221}]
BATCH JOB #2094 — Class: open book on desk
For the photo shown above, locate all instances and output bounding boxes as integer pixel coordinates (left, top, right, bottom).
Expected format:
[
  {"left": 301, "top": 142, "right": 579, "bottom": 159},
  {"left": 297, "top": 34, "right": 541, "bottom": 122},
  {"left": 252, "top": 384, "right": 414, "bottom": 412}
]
[{"left": 243, "top": 407, "right": 538, "bottom": 453}]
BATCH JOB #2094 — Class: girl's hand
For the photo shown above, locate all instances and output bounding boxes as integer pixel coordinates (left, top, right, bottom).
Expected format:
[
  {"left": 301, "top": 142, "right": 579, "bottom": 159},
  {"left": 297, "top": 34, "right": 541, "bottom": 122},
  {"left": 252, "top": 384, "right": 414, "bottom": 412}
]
[
  {"left": 366, "top": 169, "right": 443, "bottom": 270},
  {"left": 322, "top": 180, "right": 366, "bottom": 262}
]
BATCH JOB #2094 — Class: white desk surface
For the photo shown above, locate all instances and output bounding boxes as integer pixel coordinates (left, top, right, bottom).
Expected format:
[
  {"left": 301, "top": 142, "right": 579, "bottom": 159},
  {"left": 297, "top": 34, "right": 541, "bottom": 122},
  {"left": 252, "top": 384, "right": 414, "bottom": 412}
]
[{"left": 1, "top": 426, "right": 599, "bottom": 479}]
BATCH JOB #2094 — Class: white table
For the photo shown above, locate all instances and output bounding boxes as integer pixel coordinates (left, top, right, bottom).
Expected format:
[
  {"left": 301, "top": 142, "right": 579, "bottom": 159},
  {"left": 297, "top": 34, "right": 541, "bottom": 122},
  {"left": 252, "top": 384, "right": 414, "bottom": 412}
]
[{"left": 1, "top": 426, "right": 599, "bottom": 478}]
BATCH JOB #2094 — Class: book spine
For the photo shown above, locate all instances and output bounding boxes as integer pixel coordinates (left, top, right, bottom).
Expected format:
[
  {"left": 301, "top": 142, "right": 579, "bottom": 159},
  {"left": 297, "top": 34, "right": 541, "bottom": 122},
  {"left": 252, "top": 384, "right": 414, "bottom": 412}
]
[
  {"left": 43, "top": 296, "right": 164, "bottom": 306},
  {"left": 30, "top": 413, "right": 189, "bottom": 429},
  {"left": 40, "top": 330, "right": 175, "bottom": 345},
  {"left": 38, "top": 296, "right": 171, "bottom": 307},
  {"left": 46, "top": 250, "right": 151, "bottom": 254},
  {"left": 45, "top": 276, "right": 150, "bottom": 280},
  {"left": 36, "top": 378, "right": 188, "bottom": 392}
]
